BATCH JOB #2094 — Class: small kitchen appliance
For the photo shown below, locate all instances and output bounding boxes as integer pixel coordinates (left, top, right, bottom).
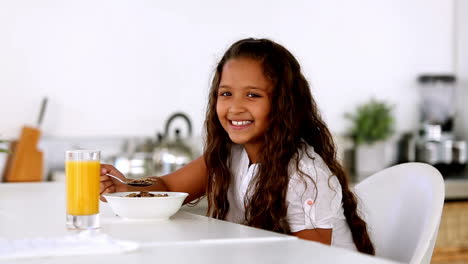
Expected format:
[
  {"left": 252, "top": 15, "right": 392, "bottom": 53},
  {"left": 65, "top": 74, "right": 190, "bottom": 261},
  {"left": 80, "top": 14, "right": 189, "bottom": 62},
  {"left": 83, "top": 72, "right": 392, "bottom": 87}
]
[{"left": 413, "top": 74, "right": 467, "bottom": 174}]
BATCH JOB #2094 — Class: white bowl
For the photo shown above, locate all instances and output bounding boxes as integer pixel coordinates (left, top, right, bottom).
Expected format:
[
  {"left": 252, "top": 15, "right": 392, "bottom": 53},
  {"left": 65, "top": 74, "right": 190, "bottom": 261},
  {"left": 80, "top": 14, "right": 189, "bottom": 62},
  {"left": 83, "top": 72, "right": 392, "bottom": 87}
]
[{"left": 103, "top": 192, "right": 189, "bottom": 220}]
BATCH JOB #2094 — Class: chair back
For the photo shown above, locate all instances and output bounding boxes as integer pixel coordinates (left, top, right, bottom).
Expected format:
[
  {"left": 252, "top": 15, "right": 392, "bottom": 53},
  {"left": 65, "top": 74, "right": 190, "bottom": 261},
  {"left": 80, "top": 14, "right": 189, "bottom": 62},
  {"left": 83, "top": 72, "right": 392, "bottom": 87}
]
[{"left": 354, "top": 162, "right": 444, "bottom": 264}]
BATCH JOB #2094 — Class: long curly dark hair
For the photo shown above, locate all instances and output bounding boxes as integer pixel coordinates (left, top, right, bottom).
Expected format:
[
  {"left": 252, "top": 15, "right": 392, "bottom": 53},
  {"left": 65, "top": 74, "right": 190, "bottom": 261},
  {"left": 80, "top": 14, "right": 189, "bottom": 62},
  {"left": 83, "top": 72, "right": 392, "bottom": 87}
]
[{"left": 204, "top": 38, "right": 374, "bottom": 255}]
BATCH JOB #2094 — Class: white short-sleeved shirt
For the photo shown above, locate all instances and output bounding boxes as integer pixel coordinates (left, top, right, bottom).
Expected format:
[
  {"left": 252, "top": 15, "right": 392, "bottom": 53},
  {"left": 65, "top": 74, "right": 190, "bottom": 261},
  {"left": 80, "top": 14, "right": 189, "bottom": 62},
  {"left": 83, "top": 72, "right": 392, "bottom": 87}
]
[{"left": 225, "top": 144, "right": 357, "bottom": 251}]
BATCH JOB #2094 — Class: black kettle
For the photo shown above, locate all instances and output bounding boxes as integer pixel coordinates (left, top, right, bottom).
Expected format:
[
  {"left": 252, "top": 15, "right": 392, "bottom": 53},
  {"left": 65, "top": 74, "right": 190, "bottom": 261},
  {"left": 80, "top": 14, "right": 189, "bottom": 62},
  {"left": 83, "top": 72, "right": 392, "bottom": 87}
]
[{"left": 152, "top": 112, "right": 195, "bottom": 175}]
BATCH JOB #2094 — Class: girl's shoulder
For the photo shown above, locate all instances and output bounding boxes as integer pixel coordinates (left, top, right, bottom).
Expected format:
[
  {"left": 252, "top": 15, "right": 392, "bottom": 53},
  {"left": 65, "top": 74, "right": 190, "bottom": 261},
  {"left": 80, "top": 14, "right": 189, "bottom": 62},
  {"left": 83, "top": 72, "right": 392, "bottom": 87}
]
[
  {"left": 292, "top": 143, "right": 333, "bottom": 179},
  {"left": 286, "top": 144, "right": 346, "bottom": 237},
  {"left": 288, "top": 143, "right": 341, "bottom": 193}
]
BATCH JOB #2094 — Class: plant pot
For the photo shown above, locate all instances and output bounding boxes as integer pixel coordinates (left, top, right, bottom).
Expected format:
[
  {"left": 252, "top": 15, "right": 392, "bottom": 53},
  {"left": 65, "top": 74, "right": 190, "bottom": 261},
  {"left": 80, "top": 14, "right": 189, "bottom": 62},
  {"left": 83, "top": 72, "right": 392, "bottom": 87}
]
[
  {"left": 0, "top": 141, "right": 10, "bottom": 182},
  {"left": 355, "top": 141, "right": 390, "bottom": 182}
]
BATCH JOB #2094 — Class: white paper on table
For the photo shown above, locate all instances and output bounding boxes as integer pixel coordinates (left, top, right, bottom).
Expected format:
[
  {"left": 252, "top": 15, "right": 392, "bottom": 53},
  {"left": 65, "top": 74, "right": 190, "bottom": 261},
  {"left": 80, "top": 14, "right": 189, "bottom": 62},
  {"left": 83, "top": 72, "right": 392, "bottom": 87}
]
[{"left": 0, "top": 230, "right": 139, "bottom": 260}]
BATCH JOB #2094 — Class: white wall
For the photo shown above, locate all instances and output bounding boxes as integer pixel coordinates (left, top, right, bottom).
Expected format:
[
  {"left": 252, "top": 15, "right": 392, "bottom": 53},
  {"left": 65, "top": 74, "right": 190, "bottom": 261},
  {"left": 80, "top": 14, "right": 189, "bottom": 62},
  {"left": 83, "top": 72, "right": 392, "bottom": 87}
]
[
  {"left": 455, "top": 0, "right": 468, "bottom": 139},
  {"left": 0, "top": 0, "right": 454, "bottom": 140}
]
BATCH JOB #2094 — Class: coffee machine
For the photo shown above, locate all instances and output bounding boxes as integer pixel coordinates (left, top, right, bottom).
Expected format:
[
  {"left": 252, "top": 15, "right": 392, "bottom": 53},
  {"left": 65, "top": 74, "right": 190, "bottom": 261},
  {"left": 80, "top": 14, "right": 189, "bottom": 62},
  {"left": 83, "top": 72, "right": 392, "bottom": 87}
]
[{"left": 412, "top": 74, "right": 467, "bottom": 175}]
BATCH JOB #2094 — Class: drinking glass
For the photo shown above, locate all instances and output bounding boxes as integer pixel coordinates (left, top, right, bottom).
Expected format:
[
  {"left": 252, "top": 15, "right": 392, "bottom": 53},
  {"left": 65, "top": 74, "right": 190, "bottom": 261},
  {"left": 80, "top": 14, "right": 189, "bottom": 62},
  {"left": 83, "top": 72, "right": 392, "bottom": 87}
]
[{"left": 65, "top": 150, "right": 101, "bottom": 229}]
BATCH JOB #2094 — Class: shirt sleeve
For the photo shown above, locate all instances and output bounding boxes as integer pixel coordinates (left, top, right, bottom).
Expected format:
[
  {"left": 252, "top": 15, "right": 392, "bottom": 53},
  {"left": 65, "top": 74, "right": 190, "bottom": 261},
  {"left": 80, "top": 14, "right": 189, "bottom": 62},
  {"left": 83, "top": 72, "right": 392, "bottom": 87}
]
[{"left": 286, "top": 158, "right": 344, "bottom": 233}]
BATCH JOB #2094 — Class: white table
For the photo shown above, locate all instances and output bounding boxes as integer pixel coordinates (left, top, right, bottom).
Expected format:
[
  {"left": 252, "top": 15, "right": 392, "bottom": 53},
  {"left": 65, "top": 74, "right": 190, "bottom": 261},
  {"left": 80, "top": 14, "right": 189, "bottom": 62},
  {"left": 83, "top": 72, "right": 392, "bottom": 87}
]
[{"left": 0, "top": 182, "right": 401, "bottom": 264}]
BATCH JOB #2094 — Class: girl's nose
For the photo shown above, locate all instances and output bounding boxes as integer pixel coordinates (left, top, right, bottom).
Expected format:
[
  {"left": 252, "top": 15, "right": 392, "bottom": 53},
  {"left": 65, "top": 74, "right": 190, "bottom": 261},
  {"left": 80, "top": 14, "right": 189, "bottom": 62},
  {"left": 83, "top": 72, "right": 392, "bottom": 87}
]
[{"left": 228, "top": 97, "right": 245, "bottom": 114}]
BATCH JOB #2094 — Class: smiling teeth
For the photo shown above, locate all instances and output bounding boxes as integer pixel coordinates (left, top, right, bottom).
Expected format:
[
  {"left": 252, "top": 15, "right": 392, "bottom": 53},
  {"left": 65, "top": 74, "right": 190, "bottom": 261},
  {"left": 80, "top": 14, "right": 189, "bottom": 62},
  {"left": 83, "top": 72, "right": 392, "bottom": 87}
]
[{"left": 232, "top": 121, "right": 252, "bottom": 126}]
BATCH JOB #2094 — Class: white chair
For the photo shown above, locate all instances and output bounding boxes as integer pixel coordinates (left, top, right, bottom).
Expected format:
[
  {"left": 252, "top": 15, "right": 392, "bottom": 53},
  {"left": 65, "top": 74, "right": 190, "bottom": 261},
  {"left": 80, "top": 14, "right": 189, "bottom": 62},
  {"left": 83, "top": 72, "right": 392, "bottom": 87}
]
[{"left": 354, "top": 162, "right": 445, "bottom": 264}]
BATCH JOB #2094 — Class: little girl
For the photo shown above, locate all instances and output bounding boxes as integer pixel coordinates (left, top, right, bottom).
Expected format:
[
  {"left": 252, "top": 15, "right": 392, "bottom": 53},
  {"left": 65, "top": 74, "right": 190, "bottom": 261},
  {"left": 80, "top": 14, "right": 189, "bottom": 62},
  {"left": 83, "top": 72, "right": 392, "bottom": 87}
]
[{"left": 100, "top": 38, "right": 375, "bottom": 254}]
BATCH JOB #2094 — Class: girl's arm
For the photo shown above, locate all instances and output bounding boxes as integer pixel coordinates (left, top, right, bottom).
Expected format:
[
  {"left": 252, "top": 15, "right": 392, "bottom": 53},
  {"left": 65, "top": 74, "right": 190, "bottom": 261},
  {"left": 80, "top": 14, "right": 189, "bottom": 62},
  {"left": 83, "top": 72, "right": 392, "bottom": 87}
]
[
  {"left": 100, "top": 155, "right": 208, "bottom": 203},
  {"left": 157, "top": 156, "right": 208, "bottom": 202},
  {"left": 292, "top": 229, "right": 332, "bottom": 245}
]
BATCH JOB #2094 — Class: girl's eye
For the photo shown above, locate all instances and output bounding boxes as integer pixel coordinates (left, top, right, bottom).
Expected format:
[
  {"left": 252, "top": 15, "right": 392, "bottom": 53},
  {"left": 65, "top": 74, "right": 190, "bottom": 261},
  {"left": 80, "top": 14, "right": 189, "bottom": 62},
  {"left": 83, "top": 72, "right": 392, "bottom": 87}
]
[
  {"left": 219, "top": 91, "right": 231, "bottom": 97},
  {"left": 247, "top": 93, "right": 261, "bottom": 98}
]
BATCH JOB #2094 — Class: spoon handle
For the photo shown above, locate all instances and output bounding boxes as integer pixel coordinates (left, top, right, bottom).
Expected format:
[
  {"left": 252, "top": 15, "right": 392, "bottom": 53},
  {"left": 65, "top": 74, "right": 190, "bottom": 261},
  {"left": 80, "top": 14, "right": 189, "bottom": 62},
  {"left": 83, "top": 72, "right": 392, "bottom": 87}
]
[{"left": 105, "top": 173, "right": 127, "bottom": 185}]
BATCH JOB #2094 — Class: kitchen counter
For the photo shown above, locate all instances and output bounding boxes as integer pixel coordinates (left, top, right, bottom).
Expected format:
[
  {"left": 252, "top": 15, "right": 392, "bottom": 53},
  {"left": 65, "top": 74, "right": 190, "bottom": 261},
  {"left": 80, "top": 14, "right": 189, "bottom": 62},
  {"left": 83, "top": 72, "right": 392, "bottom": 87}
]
[
  {"left": 353, "top": 163, "right": 468, "bottom": 201},
  {"left": 441, "top": 167, "right": 468, "bottom": 200},
  {"left": 35, "top": 136, "right": 468, "bottom": 201}
]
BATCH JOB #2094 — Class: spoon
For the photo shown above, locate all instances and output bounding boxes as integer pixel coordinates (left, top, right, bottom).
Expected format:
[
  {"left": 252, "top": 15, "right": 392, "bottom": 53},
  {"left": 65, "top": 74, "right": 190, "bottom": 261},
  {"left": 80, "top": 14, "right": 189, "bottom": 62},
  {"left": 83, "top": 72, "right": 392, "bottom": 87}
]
[{"left": 105, "top": 174, "right": 154, "bottom": 187}]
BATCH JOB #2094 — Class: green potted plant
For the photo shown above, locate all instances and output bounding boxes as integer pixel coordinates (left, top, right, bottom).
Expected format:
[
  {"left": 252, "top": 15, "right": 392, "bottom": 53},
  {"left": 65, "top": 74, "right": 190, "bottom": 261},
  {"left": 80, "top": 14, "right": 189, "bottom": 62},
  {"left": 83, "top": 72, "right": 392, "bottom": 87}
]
[
  {"left": 0, "top": 138, "right": 10, "bottom": 181},
  {"left": 0, "top": 139, "right": 10, "bottom": 153},
  {"left": 345, "top": 98, "right": 395, "bottom": 180}
]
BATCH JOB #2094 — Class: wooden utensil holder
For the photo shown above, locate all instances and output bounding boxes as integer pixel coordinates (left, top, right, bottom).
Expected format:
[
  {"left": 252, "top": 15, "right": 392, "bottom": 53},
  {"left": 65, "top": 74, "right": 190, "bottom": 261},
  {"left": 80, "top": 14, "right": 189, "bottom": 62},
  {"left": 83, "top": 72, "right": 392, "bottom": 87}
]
[{"left": 4, "top": 126, "right": 43, "bottom": 182}]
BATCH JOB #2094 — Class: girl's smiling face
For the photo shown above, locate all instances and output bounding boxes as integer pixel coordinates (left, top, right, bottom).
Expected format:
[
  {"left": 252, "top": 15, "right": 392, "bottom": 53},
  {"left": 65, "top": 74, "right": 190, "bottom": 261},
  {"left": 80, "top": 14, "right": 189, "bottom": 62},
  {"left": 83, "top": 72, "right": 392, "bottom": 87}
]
[{"left": 216, "top": 58, "right": 273, "bottom": 156}]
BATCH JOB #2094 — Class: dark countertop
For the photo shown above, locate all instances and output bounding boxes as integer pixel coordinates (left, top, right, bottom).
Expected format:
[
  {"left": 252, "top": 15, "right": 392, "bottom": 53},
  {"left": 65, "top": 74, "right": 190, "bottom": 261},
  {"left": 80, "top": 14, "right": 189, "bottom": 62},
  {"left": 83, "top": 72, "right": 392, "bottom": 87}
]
[
  {"left": 351, "top": 163, "right": 468, "bottom": 201},
  {"left": 442, "top": 167, "right": 468, "bottom": 200}
]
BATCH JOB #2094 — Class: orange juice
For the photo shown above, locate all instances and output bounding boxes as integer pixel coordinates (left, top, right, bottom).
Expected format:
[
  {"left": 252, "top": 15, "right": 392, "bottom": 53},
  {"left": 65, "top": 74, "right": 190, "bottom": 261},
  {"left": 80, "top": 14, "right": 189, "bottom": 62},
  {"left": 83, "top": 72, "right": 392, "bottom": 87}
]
[{"left": 66, "top": 160, "right": 100, "bottom": 215}]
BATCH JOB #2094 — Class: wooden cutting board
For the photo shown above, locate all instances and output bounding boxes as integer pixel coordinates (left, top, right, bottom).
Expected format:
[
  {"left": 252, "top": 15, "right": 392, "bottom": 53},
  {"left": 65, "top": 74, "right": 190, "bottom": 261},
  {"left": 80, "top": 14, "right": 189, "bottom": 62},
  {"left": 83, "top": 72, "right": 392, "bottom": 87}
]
[{"left": 4, "top": 126, "right": 43, "bottom": 182}]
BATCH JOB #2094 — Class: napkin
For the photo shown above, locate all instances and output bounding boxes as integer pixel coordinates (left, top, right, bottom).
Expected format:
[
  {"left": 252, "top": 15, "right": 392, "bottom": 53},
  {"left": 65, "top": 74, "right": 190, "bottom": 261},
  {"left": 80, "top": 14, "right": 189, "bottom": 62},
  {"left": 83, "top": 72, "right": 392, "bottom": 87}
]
[{"left": 0, "top": 230, "right": 139, "bottom": 260}]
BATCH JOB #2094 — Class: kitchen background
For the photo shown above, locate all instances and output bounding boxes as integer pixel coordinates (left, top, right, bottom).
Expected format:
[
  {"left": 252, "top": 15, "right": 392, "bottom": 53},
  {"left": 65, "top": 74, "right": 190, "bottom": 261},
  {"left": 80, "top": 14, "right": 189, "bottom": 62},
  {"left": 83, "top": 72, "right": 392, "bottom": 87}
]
[
  {"left": 0, "top": 0, "right": 467, "bottom": 262},
  {"left": 1, "top": 0, "right": 466, "bottom": 174},
  {"left": 0, "top": 0, "right": 461, "bottom": 139}
]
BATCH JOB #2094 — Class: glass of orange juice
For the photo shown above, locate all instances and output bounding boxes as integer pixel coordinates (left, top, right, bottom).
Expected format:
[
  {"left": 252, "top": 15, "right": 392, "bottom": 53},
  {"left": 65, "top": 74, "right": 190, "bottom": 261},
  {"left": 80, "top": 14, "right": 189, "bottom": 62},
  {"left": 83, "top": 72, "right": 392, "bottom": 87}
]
[{"left": 65, "top": 150, "right": 101, "bottom": 229}]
